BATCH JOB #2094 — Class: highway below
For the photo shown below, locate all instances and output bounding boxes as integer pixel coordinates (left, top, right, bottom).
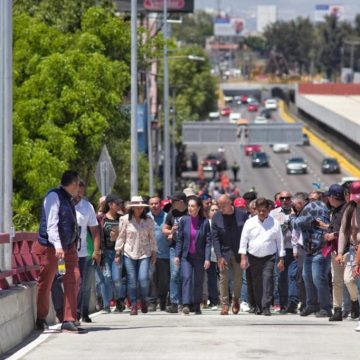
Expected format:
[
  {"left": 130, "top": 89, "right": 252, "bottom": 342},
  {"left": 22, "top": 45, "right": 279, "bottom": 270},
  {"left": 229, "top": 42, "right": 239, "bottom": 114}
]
[{"left": 183, "top": 98, "right": 346, "bottom": 199}]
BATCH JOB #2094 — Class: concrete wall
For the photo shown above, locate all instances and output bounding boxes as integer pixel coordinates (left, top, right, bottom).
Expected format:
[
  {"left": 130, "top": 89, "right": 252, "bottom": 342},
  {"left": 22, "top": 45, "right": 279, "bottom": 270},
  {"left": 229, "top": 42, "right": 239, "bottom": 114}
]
[
  {"left": 299, "top": 83, "right": 360, "bottom": 95},
  {"left": 296, "top": 93, "right": 360, "bottom": 147}
]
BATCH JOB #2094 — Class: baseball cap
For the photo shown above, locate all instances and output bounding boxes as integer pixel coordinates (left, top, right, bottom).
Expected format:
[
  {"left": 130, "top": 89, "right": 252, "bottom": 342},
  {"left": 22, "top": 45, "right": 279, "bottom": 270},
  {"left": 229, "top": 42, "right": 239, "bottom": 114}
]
[
  {"left": 105, "top": 194, "right": 123, "bottom": 206},
  {"left": 325, "top": 184, "right": 345, "bottom": 200},
  {"left": 160, "top": 199, "right": 171, "bottom": 209},
  {"left": 350, "top": 181, "right": 360, "bottom": 201},
  {"left": 200, "top": 193, "right": 212, "bottom": 201},
  {"left": 234, "top": 197, "right": 247, "bottom": 208},
  {"left": 168, "top": 191, "right": 187, "bottom": 202}
]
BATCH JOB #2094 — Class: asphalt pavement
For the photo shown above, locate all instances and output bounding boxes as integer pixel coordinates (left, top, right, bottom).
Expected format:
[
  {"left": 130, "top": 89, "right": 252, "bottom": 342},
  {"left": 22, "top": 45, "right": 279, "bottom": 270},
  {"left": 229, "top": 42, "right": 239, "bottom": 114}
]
[{"left": 7, "top": 308, "right": 360, "bottom": 360}]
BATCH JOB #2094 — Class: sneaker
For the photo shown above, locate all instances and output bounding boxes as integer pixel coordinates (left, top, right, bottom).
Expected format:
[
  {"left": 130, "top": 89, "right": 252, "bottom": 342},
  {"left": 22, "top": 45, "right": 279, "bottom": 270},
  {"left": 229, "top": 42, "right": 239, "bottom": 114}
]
[
  {"left": 148, "top": 303, "right": 157, "bottom": 312},
  {"left": 166, "top": 303, "right": 178, "bottom": 313},
  {"left": 178, "top": 305, "right": 184, "bottom": 312},
  {"left": 182, "top": 305, "right": 190, "bottom": 315},
  {"left": 240, "top": 302, "right": 250, "bottom": 312},
  {"left": 115, "top": 299, "right": 125, "bottom": 313},
  {"left": 101, "top": 307, "right": 111, "bottom": 314},
  {"left": 248, "top": 306, "right": 256, "bottom": 314},
  {"left": 273, "top": 304, "right": 281, "bottom": 312},
  {"left": 300, "top": 308, "right": 315, "bottom": 317},
  {"left": 130, "top": 306, "right": 138, "bottom": 315},
  {"left": 279, "top": 307, "right": 288, "bottom": 315},
  {"left": 315, "top": 309, "right": 332, "bottom": 318},
  {"left": 342, "top": 310, "right": 350, "bottom": 319},
  {"left": 36, "top": 319, "right": 49, "bottom": 331},
  {"left": 61, "top": 321, "right": 87, "bottom": 333},
  {"left": 211, "top": 304, "right": 218, "bottom": 311},
  {"left": 109, "top": 299, "right": 116, "bottom": 307},
  {"left": 355, "top": 321, "right": 360, "bottom": 331}
]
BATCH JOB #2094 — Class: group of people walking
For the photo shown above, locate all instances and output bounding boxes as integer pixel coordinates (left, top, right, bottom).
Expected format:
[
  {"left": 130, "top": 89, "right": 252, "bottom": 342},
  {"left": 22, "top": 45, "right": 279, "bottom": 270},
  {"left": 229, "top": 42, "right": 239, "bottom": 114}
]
[{"left": 34, "top": 170, "right": 360, "bottom": 333}]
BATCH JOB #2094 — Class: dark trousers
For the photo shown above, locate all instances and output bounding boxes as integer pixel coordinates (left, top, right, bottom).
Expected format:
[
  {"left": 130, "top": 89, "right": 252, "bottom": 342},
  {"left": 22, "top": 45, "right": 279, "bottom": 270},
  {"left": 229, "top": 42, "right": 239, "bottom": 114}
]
[
  {"left": 77, "top": 257, "right": 96, "bottom": 316},
  {"left": 246, "top": 268, "right": 256, "bottom": 308},
  {"left": 181, "top": 256, "right": 205, "bottom": 306},
  {"left": 248, "top": 253, "right": 275, "bottom": 311},
  {"left": 148, "top": 258, "right": 170, "bottom": 304},
  {"left": 207, "top": 261, "right": 219, "bottom": 305},
  {"left": 279, "top": 248, "right": 299, "bottom": 309},
  {"left": 296, "top": 250, "right": 307, "bottom": 309},
  {"left": 34, "top": 242, "right": 80, "bottom": 322}
]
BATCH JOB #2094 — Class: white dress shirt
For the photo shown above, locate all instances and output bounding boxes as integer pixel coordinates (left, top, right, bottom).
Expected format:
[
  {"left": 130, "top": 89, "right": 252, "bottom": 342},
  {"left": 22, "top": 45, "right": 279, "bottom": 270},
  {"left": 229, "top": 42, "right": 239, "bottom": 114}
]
[
  {"left": 43, "top": 191, "right": 62, "bottom": 249},
  {"left": 239, "top": 215, "right": 285, "bottom": 257}
]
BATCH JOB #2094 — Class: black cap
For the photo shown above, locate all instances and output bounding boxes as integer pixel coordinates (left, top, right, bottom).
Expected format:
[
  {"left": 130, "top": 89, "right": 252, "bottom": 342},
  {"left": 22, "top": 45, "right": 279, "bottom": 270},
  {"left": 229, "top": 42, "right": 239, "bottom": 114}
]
[
  {"left": 168, "top": 191, "right": 187, "bottom": 202},
  {"left": 105, "top": 194, "right": 124, "bottom": 205},
  {"left": 325, "top": 184, "right": 345, "bottom": 200}
]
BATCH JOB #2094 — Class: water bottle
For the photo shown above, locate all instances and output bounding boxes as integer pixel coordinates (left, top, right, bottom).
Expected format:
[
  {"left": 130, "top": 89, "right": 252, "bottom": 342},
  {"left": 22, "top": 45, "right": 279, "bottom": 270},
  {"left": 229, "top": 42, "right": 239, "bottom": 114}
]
[{"left": 58, "top": 258, "right": 66, "bottom": 275}]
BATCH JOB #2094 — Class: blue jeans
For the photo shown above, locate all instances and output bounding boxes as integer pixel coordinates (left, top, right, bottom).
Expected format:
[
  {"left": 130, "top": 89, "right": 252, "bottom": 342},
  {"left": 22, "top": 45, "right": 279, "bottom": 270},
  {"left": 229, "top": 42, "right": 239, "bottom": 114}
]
[
  {"left": 169, "top": 247, "right": 182, "bottom": 305},
  {"left": 100, "top": 249, "right": 126, "bottom": 307},
  {"left": 77, "top": 257, "right": 96, "bottom": 316},
  {"left": 241, "top": 270, "right": 248, "bottom": 302},
  {"left": 124, "top": 256, "right": 151, "bottom": 306},
  {"left": 303, "top": 252, "right": 331, "bottom": 312},
  {"left": 278, "top": 249, "right": 299, "bottom": 309}
]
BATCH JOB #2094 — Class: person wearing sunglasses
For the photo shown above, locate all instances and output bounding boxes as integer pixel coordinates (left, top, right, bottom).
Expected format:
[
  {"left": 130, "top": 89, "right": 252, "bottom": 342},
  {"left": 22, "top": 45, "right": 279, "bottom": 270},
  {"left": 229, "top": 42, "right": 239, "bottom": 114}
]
[{"left": 270, "top": 192, "right": 299, "bottom": 314}]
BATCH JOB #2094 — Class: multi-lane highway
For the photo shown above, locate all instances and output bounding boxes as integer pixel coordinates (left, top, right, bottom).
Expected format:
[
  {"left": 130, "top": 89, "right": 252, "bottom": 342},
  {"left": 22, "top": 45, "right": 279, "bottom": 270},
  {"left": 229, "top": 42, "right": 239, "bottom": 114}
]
[{"left": 183, "top": 97, "right": 347, "bottom": 199}]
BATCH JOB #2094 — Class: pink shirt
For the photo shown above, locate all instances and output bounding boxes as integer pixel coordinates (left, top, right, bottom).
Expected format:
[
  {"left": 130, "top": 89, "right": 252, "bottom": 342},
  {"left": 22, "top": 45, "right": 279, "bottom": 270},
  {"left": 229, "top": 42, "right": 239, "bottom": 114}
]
[{"left": 189, "top": 216, "right": 199, "bottom": 255}]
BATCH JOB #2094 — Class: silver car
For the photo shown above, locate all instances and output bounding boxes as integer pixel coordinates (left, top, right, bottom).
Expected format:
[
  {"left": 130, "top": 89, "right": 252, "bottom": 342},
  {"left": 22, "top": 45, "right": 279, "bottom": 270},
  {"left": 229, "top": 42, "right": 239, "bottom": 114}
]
[{"left": 286, "top": 157, "right": 307, "bottom": 174}]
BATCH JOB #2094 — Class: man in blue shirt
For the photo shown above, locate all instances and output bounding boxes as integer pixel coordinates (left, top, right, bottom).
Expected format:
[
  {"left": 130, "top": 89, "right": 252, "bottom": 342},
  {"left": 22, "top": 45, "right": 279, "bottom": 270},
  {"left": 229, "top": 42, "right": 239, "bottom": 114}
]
[{"left": 148, "top": 196, "right": 170, "bottom": 311}]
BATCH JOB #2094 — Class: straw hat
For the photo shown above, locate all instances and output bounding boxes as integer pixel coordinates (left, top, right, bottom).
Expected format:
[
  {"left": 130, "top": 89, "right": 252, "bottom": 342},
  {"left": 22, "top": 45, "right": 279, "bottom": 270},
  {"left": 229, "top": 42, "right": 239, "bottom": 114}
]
[{"left": 127, "top": 196, "right": 149, "bottom": 208}]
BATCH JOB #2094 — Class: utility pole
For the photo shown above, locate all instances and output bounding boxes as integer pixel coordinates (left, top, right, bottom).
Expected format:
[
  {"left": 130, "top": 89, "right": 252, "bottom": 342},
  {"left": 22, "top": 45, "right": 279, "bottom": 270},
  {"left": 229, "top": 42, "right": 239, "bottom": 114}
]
[
  {"left": 163, "top": 0, "right": 170, "bottom": 197},
  {"left": 0, "top": 0, "right": 13, "bottom": 275},
  {"left": 146, "top": 71, "right": 154, "bottom": 196},
  {"left": 130, "top": 0, "right": 138, "bottom": 197}
]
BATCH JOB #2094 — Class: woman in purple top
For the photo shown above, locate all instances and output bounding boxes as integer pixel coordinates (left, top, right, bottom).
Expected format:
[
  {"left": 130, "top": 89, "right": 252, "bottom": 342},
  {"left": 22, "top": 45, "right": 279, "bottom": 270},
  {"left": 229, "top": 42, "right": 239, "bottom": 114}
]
[{"left": 175, "top": 196, "right": 211, "bottom": 315}]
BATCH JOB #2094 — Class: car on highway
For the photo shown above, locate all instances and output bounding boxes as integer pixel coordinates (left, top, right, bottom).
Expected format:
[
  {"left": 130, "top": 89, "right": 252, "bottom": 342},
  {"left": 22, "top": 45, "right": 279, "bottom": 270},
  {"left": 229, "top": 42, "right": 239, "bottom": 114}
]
[
  {"left": 247, "top": 101, "right": 259, "bottom": 112},
  {"left": 201, "top": 153, "right": 227, "bottom": 172},
  {"left": 264, "top": 98, "right": 278, "bottom": 110},
  {"left": 286, "top": 157, "right": 307, "bottom": 174},
  {"left": 302, "top": 133, "right": 310, "bottom": 146},
  {"left": 321, "top": 158, "right": 340, "bottom": 174},
  {"left": 254, "top": 116, "right": 269, "bottom": 124},
  {"left": 240, "top": 95, "right": 248, "bottom": 104},
  {"left": 251, "top": 152, "right": 269, "bottom": 167},
  {"left": 220, "top": 107, "right": 231, "bottom": 117},
  {"left": 273, "top": 143, "right": 290, "bottom": 153},
  {"left": 208, "top": 111, "right": 220, "bottom": 120},
  {"left": 260, "top": 108, "right": 272, "bottom": 119},
  {"left": 229, "top": 112, "right": 241, "bottom": 123},
  {"left": 244, "top": 144, "right": 261, "bottom": 156}
]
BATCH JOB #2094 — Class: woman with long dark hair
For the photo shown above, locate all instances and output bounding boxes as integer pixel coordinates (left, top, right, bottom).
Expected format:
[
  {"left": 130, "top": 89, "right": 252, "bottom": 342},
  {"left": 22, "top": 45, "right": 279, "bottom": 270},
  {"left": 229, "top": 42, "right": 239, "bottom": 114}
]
[
  {"left": 174, "top": 196, "right": 211, "bottom": 315},
  {"left": 115, "top": 196, "right": 157, "bottom": 315}
]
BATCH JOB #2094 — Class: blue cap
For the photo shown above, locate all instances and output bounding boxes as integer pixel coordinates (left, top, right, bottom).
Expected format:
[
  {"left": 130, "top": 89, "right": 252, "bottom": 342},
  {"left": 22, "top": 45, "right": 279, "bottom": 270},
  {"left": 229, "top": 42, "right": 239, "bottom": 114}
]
[{"left": 325, "top": 184, "right": 345, "bottom": 200}]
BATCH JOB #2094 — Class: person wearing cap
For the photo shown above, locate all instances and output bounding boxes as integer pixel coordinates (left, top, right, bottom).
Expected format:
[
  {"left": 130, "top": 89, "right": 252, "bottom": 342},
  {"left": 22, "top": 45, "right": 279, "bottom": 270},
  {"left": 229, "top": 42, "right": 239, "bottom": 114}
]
[
  {"left": 212, "top": 194, "right": 248, "bottom": 315},
  {"left": 337, "top": 181, "right": 360, "bottom": 326},
  {"left": 201, "top": 193, "right": 213, "bottom": 218},
  {"left": 174, "top": 196, "right": 211, "bottom": 315},
  {"left": 270, "top": 191, "right": 299, "bottom": 314},
  {"left": 291, "top": 192, "right": 331, "bottom": 318},
  {"left": 98, "top": 194, "right": 127, "bottom": 313},
  {"left": 240, "top": 198, "right": 285, "bottom": 316},
  {"left": 162, "top": 191, "right": 188, "bottom": 313},
  {"left": 115, "top": 196, "right": 157, "bottom": 315},
  {"left": 234, "top": 197, "right": 247, "bottom": 210}
]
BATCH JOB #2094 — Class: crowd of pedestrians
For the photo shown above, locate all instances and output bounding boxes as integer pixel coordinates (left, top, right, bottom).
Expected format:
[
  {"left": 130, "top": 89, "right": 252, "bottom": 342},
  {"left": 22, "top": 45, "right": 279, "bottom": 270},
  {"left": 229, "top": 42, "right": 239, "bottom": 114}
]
[{"left": 34, "top": 170, "right": 360, "bottom": 333}]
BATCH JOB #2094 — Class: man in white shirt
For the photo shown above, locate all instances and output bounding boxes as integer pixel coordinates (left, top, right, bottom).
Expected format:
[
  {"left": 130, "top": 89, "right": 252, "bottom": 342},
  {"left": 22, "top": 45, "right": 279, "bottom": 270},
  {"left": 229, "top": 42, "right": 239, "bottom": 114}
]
[
  {"left": 74, "top": 180, "right": 100, "bottom": 322},
  {"left": 240, "top": 198, "right": 285, "bottom": 316}
]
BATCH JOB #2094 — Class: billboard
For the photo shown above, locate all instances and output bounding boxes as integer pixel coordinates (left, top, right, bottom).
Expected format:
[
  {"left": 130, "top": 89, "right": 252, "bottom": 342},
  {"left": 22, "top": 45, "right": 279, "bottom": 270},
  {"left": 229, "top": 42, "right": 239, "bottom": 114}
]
[
  {"left": 314, "top": 4, "right": 344, "bottom": 22},
  {"left": 214, "top": 17, "right": 245, "bottom": 37},
  {"left": 114, "top": 0, "right": 194, "bottom": 13}
]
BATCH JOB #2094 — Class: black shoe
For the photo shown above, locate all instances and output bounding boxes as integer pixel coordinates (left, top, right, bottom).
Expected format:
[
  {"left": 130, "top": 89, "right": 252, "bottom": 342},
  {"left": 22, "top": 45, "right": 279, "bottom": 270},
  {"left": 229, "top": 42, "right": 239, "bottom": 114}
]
[
  {"left": 82, "top": 314, "right": 92, "bottom": 323},
  {"left": 279, "top": 307, "right": 287, "bottom": 315},
  {"left": 329, "top": 308, "right": 342, "bottom": 322},
  {"left": 263, "top": 308, "right": 271, "bottom": 316},
  {"left": 160, "top": 299, "right": 166, "bottom": 311},
  {"left": 36, "top": 319, "right": 49, "bottom": 330},
  {"left": 189, "top": 304, "right": 195, "bottom": 313},
  {"left": 351, "top": 301, "right": 359, "bottom": 319},
  {"left": 248, "top": 306, "right": 256, "bottom": 314},
  {"left": 315, "top": 309, "right": 332, "bottom": 318},
  {"left": 195, "top": 309, "right": 202, "bottom": 315},
  {"left": 342, "top": 310, "right": 350, "bottom": 319},
  {"left": 61, "top": 321, "right": 87, "bottom": 333},
  {"left": 300, "top": 308, "right": 315, "bottom": 317},
  {"left": 256, "top": 308, "right": 263, "bottom": 315},
  {"left": 166, "top": 303, "right": 178, "bottom": 313},
  {"left": 115, "top": 299, "right": 125, "bottom": 313}
]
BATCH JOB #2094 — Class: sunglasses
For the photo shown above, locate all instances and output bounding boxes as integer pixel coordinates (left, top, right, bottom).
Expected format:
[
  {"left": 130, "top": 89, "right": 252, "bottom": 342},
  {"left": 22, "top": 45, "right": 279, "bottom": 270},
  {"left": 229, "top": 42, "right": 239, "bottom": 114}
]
[{"left": 279, "top": 196, "right": 291, "bottom": 200}]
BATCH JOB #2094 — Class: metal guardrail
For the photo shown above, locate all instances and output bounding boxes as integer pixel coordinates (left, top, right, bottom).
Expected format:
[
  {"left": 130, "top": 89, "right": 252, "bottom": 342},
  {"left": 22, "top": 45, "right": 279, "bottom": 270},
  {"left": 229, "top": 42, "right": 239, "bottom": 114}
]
[{"left": 0, "top": 232, "right": 39, "bottom": 290}]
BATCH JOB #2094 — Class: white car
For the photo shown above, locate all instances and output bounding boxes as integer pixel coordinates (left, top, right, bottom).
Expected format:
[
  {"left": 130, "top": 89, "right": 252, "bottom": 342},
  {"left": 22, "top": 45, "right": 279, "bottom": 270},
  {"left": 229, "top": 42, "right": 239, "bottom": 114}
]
[
  {"left": 253, "top": 116, "right": 269, "bottom": 124},
  {"left": 229, "top": 112, "right": 241, "bottom": 123},
  {"left": 273, "top": 143, "right": 290, "bottom": 153},
  {"left": 209, "top": 111, "right": 220, "bottom": 120},
  {"left": 264, "top": 98, "right": 278, "bottom": 110}
]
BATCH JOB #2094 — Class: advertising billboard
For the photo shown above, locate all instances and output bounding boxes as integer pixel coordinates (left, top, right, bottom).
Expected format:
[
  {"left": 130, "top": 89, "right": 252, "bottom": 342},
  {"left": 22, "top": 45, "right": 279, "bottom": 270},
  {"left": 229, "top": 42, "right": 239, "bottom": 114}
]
[
  {"left": 214, "top": 17, "right": 245, "bottom": 37},
  {"left": 114, "top": 0, "right": 194, "bottom": 13},
  {"left": 314, "top": 4, "right": 344, "bottom": 22}
]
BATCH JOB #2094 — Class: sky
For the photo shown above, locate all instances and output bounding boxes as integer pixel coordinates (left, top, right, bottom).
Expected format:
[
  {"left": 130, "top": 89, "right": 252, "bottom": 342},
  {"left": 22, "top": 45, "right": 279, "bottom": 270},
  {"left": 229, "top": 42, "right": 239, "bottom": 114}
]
[{"left": 195, "top": 0, "right": 360, "bottom": 22}]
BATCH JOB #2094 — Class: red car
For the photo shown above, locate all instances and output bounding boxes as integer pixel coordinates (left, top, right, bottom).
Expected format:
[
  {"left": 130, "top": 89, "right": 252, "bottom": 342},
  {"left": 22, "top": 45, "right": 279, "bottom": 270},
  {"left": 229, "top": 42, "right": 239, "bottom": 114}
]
[
  {"left": 247, "top": 102, "right": 259, "bottom": 112},
  {"left": 220, "top": 107, "right": 231, "bottom": 117},
  {"left": 240, "top": 95, "right": 248, "bottom": 104},
  {"left": 244, "top": 144, "right": 261, "bottom": 156}
]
